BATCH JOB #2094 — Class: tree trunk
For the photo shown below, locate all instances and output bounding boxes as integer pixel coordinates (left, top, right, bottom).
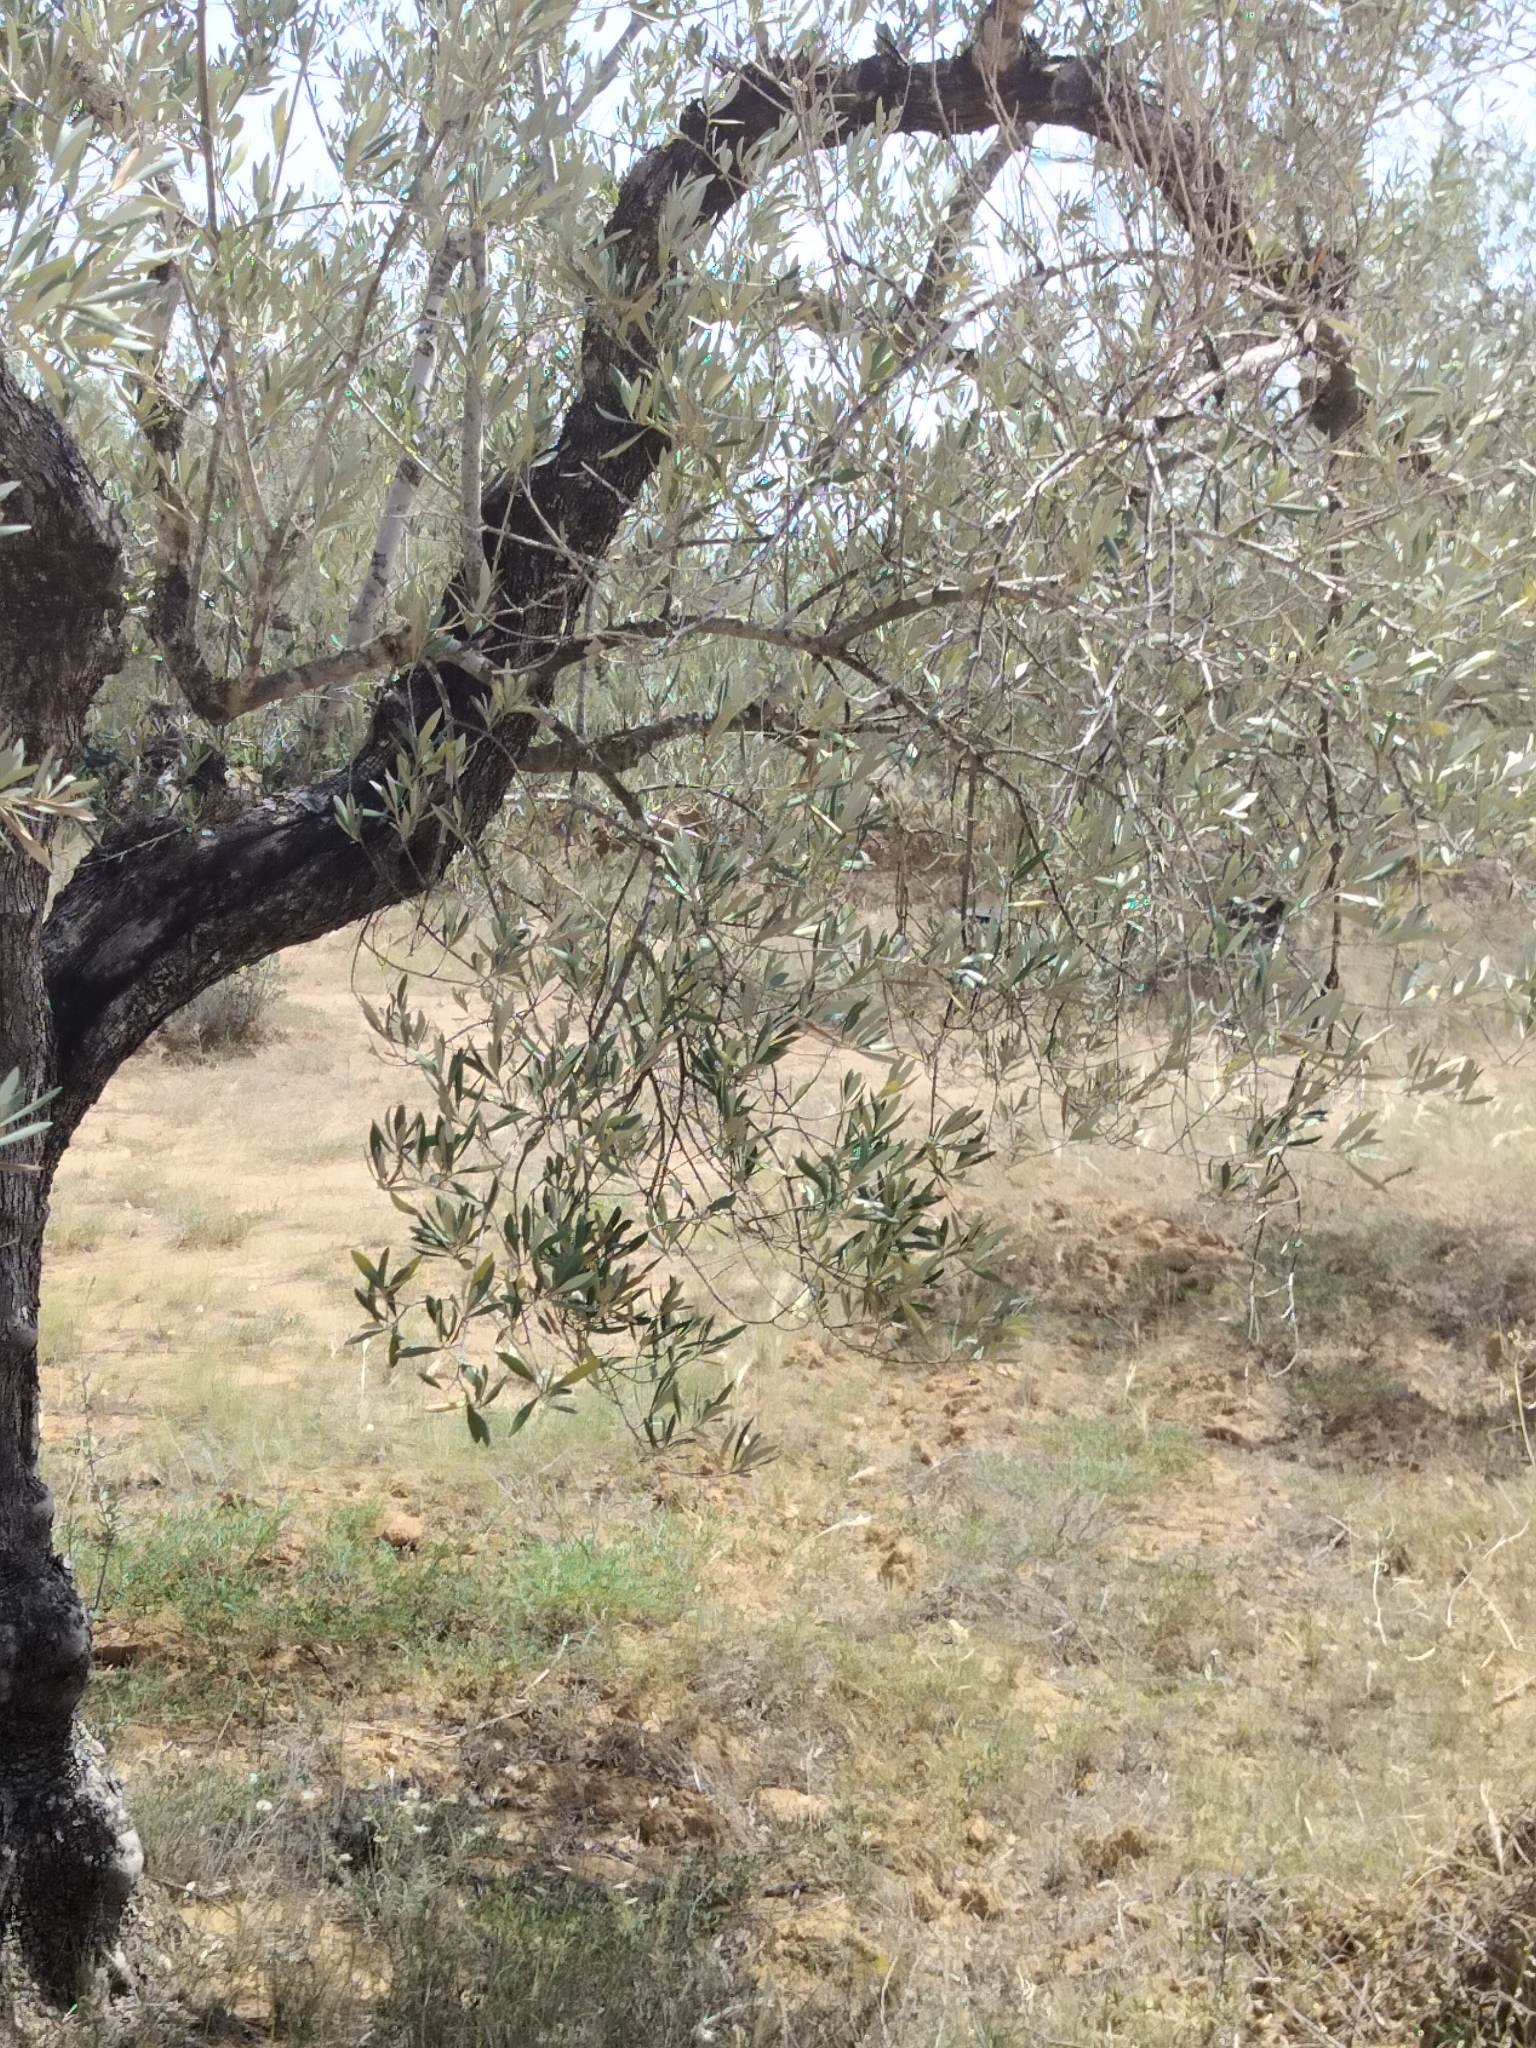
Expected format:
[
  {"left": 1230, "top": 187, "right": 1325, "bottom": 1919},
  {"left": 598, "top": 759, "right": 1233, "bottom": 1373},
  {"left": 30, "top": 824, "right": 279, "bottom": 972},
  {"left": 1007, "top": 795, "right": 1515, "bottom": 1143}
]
[
  {"left": 0, "top": 841, "right": 142, "bottom": 2007},
  {"left": 0, "top": 356, "right": 138, "bottom": 2003}
]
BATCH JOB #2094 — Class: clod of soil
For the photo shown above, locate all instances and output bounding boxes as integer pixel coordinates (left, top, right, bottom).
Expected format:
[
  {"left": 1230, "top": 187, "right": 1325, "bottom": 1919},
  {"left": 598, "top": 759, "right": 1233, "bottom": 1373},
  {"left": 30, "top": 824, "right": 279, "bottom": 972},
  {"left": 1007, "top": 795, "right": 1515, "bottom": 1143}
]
[
  {"left": 376, "top": 1509, "right": 426, "bottom": 1551},
  {"left": 756, "top": 1788, "right": 832, "bottom": 1828}
]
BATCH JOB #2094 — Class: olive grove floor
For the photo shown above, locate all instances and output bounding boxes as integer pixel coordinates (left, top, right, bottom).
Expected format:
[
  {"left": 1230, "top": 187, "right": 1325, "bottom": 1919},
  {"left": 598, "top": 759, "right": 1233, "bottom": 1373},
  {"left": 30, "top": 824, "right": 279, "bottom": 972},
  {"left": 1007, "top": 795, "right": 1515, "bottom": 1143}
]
[{"left": 19, "top": 928, "right": 1536, "bottom": 2044}]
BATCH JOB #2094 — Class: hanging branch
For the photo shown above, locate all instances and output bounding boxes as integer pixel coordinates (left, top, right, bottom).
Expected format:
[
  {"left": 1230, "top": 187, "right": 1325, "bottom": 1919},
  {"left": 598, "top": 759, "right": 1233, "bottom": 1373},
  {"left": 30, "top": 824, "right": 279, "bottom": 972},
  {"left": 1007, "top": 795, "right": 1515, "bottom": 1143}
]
[
  {"left": 192, "top": 0, "right": 272, "bottom": 544},
  {"left": 570, "top": 9, "right": 649, "bottom": 124},
  {"left": 203, "top": 575, "right": 1068, "bottom": 726},
  {"left": 58, "top": 49, "right": 271, "bottom": 725},
  {"left": 1085, "top": 73, "right": 1366, "bottom": 435},
  {"left": 783, "top": 121, "right": 1026, "bottom": 539},
  {"left": 516, "top": 694, "right": 915, "bottom": 778},
  {"left": 144, "top": 232, "right": 467, "bottom": 723},
  {"left": 63, "top": 32, "right": 446, "bottom": 727},
  {"left": 240, "top": 130, "right": 448, "bottom": 677}
]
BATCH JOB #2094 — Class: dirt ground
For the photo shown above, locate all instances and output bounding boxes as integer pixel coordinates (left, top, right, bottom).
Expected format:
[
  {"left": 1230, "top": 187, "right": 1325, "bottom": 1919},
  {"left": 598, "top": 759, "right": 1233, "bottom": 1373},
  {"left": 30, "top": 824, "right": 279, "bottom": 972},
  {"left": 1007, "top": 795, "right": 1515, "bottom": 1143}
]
[{"left": 22, "top": 929, "right": 1536, "bottom": 2044}]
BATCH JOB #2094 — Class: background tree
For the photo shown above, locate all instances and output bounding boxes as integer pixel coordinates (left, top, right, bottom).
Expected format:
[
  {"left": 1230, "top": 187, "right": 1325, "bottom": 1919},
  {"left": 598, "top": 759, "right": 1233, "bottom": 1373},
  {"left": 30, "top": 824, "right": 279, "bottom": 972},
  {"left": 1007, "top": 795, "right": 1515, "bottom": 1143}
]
[{"left": 3, "top": 0, "right": 1534, "bottom": 2002}]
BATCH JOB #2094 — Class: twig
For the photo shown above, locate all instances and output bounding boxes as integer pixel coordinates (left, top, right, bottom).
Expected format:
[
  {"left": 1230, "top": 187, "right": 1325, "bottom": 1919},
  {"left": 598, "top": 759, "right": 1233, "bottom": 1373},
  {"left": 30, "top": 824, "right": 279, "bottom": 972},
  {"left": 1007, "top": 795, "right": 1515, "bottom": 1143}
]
[
  {"left": 457, "top": 224, "right": 488, "bottom": 608},
  {"left": 245, "top": 130, "right": 448, "bottom": 674},
  {"left": 366, "top": 1661, "right": 559, "bottom": 1746},
  {"left": 905, "top": 127, "right": 1023, "bottom": 336},
  {"left": 528, "top": 7, "right": 648, "bottom": 193},
  {"left": 197, "top": 574, "right": 1063, "bottom": 725},
  {"left": 219, "top": 627, "right": 421, "bottom": 721},
  {"left": 785, "top": 128, "right": 1024, "bottom": 537},
  {"left": 347, "top": 233, "right": 467, "bottom": 648},
  {"left": 194, "top": 0, "right": 271, "bottom": 542}
]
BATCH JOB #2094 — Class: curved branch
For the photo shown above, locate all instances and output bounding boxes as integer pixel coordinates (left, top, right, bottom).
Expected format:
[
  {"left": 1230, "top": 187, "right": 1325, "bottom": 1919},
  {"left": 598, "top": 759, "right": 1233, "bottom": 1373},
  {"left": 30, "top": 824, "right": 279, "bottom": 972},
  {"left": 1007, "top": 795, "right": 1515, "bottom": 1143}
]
[
  {"left": 517, "top": 697, "right": 901, "bottom": 778},
  {"left": 512, "top": 575, "right": 1066, "bottom": 696},
  {"left": 41, "top": 34, "right": 1345, "bottom": 1146}
]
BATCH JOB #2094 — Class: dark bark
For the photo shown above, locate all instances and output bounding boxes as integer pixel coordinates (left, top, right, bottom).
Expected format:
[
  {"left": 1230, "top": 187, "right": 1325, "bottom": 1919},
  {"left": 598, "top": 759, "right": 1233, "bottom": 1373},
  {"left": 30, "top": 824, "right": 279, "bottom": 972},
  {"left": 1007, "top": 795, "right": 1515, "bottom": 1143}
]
[
  {"left": 0, "top": 352, "right": 123, "bottom": 1471},
  {"left": 0, "top": 366, "right": 125, "bottom": 756},
  {"left": 0, "top": 1242, "right": 142, "bottom": 2008},
  {"left": 0, "top": 360, "right": 140, "bottom": 2004}
]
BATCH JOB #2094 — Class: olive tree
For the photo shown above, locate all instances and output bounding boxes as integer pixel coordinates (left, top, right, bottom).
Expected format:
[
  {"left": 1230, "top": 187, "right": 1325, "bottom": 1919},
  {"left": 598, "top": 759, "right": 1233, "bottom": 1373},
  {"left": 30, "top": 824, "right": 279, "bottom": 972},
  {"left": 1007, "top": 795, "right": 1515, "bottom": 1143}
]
[{"left": 2, "top": 0, "right": 1532, "bottom": 2001}]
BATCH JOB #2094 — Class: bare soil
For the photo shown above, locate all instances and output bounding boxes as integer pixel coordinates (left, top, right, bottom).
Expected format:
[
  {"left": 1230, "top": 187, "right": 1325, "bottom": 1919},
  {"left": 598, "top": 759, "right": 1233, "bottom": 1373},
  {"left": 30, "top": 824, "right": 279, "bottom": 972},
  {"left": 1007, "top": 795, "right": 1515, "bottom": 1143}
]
[{"left": 24, "top": 930, "right": 1536, "bottom": 2043}]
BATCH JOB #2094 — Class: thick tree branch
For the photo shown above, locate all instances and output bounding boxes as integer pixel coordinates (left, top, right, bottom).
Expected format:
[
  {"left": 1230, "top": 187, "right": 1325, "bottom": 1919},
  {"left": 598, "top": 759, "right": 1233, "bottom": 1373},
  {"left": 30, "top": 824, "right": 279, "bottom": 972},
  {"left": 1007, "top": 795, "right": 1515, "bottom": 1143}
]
[
  {"left": 520, "top": 710, "right": 728, "bottom": 778},
  {"left": 0, "top": 372, "right": 136, "bottom": 2005},
  {"left": 1081, "top": 73, "right": 1365, "bottom": 434},
  {"left": 217, "top": 629, "right": 426, "bottom": 718},
  {"left": 41, "top": 34, "right": 1352, "bottom": 1147}
]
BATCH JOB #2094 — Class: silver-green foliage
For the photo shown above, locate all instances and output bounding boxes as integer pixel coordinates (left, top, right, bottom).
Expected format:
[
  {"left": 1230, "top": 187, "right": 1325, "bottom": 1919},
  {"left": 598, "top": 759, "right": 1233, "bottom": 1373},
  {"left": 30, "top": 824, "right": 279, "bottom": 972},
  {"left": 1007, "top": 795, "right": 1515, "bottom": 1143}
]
[
  {"left": 7, "top": 0, "right": 1536, "bottom": 1431},
  {"left": 352, "top": 810, "right": 1000, "bottom": 1457}
]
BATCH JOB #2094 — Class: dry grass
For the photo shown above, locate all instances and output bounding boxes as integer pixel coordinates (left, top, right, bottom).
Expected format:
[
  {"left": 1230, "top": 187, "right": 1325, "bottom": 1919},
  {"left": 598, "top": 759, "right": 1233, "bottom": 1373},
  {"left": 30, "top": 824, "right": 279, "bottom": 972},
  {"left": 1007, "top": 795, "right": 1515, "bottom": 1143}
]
[
  {"left": 20, "top": 927, "right": 1536, "bottom": 2044},
  {"left": 156, "top": 963, "right": 284, "bottom": 1063}
]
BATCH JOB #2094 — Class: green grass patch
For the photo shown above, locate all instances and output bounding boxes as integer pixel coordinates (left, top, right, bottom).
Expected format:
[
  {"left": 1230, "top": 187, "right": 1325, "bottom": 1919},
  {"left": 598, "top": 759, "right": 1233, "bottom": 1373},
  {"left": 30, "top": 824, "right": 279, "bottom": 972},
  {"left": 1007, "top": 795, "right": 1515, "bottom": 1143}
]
[
  {"left": 1292, "top": 1355, "right": 1406, "bottom": 1429},
  {"left": 224, "top": 1304, "right": 311, "bottom": 1349},
  {"left": 1105, "top": 1556, "right": 1256, "bottom": 1680},
  {"left": 92, "top": 1500, "right": 288, "bottom": 1633},
  {"left": 382, "top": 1859, "right": 756, "bottom": 2048},
  {"left": 81, "top": 1499, "right": 701, "bottom": 1724},
  {"left": 39, "top": 1295, "right": 88, "bottom": 1367},
  {"left": 1293, "top": 1214, "right": 1512, "bottom": 1346},
  {"left": 130, "top": 1757, "right": 302, "bottom": 1892},
  {"left": 912, "top": 1425, "right": 1208, "bottom": 1650},
  {"left": 1031, "top": 1414, "right": 1202, "bottom": 1497}
]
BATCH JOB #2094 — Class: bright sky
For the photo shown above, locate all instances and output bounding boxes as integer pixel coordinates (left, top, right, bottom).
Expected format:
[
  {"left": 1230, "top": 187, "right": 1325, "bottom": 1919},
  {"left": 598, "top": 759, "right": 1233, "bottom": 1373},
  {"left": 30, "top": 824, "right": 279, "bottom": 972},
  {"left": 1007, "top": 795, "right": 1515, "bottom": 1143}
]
[{"left": 192, "top": 0, "right": 1536, "bottom": 441}]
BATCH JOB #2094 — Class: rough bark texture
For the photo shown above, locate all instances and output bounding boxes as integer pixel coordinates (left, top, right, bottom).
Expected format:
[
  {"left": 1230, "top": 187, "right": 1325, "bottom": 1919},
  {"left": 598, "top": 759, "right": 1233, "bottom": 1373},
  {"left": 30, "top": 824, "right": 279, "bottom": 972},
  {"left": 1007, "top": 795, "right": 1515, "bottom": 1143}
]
[
  {"left": 2, "top": 33, "right": 1353, "bottom": 2002},
  {"left": 0, "top": 359, "right": 141, "bottom": 2005}
]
